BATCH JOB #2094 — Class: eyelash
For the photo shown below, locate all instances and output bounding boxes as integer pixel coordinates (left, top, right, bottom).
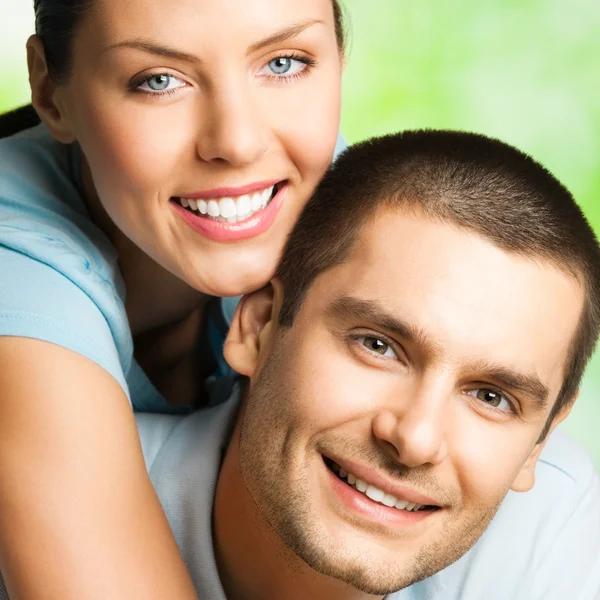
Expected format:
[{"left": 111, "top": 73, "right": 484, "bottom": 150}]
[{"left": 130, "top": 52, "right": 317, "bottom": 98}]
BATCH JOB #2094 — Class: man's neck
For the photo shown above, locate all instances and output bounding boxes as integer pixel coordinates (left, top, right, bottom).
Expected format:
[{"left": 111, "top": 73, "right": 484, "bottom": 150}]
[{"left": 213, "top": 430, "right": 381, "bottom": 600}]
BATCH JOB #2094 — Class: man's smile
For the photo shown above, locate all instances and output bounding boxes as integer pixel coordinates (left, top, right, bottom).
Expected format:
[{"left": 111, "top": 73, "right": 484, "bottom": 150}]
[{"left": 322, "top": 455, "right": 442, "bottom": 528}]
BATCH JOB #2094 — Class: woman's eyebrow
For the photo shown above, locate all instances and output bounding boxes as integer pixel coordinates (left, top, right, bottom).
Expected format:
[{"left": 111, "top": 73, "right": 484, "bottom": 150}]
[
  {"left": 101, "top": 19, "right": 325, "bottom": 63},
  {"left": 101, "top": 38, "right": 200, "bottom": 63},
  {"left": 246, "top": 19, "right": 325, "bottom": 55}
]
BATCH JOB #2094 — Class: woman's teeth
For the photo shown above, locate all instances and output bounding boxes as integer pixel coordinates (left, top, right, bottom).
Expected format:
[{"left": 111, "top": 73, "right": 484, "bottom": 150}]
[
  {"left": 331, "top": 462, "right": 429, "bottom": 513},
  {"left": 175, "top": 186, "right": 275, "bottom": 223}
]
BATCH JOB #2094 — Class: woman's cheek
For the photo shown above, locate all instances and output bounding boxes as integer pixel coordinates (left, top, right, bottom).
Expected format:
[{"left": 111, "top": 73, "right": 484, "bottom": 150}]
[
  {"left": 75, "top": 88, "right": 191, "bottom": 194},
  {"left": 266, "top": 69, "right": 342, "bottom": 168}
]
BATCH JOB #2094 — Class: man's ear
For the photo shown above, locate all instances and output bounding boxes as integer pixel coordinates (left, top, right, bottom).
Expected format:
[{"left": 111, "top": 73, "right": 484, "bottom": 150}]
[
  {"left": 511, "top": 396, "right": 576, "bottom": 492},
  {"left": 27, "top": 35, "right": 76, "bottom": 143},
  {"left": 223, "top": 280, "right": 283, "bottom": 378}
]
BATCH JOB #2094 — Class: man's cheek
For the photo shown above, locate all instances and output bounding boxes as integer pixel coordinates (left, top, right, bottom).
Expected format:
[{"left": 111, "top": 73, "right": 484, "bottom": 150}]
[
  {"left": 291, "top": 365, "right": 380, "bottom": 428},
  {"left": 452, "top": 427, "right": 532, "bottom": 496}
]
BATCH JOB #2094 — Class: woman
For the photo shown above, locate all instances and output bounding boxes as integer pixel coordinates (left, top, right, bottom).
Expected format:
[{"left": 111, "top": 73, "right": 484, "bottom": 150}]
[{"left": 0, "top": 0, "right": 345, "bottom": 597}]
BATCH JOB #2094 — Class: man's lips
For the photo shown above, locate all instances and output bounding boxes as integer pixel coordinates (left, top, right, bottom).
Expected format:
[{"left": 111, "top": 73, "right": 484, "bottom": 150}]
[{"left": 323, "top": 453, "right": 442, "bottom": 508}]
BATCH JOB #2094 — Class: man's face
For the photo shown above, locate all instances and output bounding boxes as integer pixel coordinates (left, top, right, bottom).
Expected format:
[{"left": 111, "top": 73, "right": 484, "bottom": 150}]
[{"left": 233, "top": 210, "right": 583, "bottom": 594}]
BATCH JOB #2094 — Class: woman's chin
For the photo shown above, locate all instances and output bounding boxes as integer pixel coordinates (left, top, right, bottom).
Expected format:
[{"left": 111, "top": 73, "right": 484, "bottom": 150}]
[{"left": 188, "top": 267, "right": 275, "bottom": 299}]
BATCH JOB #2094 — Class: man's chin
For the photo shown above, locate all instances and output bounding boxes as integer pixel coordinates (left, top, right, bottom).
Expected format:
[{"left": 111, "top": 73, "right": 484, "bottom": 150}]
[
  {"left": 274, "top": 494, "right": 500, "bottom": 596},
  {"left": 280, "top": 531, "right": 431, "bottom": 596}
]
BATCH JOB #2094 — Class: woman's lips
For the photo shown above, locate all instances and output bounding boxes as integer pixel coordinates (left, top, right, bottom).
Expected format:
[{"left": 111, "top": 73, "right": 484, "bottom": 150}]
[
  {"left": 178, "top": 179, "right": 282, "bottom": 200},
  {"left": 171, "top": 182, "right": 288, "bottom": 242}
]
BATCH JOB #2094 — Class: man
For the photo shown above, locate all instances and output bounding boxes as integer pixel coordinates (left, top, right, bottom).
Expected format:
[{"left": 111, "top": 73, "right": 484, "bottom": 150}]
[{"left": 3, "top": 130, "right": 600, "bottom": 599}]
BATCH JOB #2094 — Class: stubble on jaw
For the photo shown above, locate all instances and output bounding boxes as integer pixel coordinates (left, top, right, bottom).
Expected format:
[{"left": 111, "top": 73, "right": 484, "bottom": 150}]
[{"left": 236, "top": 339, "right": 506, "bottom": 595}]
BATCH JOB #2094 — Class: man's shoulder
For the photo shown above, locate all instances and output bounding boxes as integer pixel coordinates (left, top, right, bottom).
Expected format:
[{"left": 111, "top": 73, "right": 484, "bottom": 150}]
[
  {"left": 135, "top": 413, "right": 187, "bottom": 471},
  {"left": 500, "top": 429, "right": 599, "bottom": 560},
  {"left": 538, "top": 428, "right": 597, "bottom": 489},
  {"left": 135, "top": 386, "right": 241, "bottom": 473}
]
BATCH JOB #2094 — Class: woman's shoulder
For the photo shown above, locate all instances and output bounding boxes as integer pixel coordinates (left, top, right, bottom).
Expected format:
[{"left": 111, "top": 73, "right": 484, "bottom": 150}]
[
  {"left": 0, "top": 123, "right": 80, "bottom": 208},
  {"left": 0, "top": 125, "right": 134, "bottom": 396},
  {"left": 0, "top": 124, "right": 121, "bottom": 286}
]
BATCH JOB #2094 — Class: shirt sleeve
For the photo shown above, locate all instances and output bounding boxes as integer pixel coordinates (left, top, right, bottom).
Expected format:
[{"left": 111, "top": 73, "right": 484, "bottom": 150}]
[{"left": 0, "top": 245, "right": 129, "bottom": 396}]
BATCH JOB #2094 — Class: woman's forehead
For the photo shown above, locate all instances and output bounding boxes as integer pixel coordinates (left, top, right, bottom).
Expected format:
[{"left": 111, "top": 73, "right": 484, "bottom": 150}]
[{"left": 87, "top": 0, "right": 336, "bottom": 43}]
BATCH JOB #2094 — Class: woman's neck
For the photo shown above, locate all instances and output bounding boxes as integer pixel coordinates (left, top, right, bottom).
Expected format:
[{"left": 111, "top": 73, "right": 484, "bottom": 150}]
[{"left": 117, "top": 233, "right": 208, "bottom": 335}]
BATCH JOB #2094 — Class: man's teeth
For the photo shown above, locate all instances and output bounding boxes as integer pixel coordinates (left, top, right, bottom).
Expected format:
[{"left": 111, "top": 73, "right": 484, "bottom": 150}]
[
  {"left": 332, "top": 464, "right": 426, "bottom": 512},
  {"left": 176, "top": 186, "right": 274, "bottom": 222}
]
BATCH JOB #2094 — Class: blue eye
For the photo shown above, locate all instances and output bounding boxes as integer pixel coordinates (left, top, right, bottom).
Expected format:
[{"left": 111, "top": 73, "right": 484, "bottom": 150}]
[
  {"left": 136, "top": 74, "right": 187, "bottom": 95},
  {"left": 260, "top": 55, "right": 313, "bottom": 79},
  {"left": 269, "top": 57, "right": 293, "bottom": 75}
]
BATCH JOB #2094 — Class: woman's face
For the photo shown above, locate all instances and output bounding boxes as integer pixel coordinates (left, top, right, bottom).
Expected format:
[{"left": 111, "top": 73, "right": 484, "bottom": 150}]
[{"left": 58, "top": 0, "right": 342, "bottom": 296}]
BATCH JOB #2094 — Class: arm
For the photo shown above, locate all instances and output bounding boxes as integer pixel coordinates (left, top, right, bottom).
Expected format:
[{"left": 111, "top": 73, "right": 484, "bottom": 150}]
[{"left": 0, "top": 338, "right": 198, "bottom": 600}]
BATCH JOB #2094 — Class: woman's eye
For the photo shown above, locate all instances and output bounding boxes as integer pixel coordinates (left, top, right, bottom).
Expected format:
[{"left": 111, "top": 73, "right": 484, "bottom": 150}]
[
  {"left": 136, "top": 74, "right": 187, "bottom": 94},
  {"left": 260, "top": 56, "right": 309, "bottom": 78},
  {"left": 356, "top": 336, "right": 398, "bottom": 359},
  {"left": 467, "top": 388, "right": 513, "bottom": 412}
]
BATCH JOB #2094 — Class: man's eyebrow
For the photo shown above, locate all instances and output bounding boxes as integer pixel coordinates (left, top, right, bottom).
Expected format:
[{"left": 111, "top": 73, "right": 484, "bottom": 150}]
[
  {"left": 102, "top": 38, "right": 200, "bottom": 63},
  {"left": 326, "top": 296, "right": 441, "bottom": 358},
  {"left": 468, "top": 361, "right": 550, "bottom": 411},
  {"left": 247, "top": 19, "right": 325, "bottom": 55},
  {"left": 328, "top": 296, "right": 551, "bottom": 410}
]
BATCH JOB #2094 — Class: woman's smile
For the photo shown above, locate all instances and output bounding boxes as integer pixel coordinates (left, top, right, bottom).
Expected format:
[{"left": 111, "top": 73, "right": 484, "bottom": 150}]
[{"left": 170, "top": 181, "right": 289, "bottom": 241}]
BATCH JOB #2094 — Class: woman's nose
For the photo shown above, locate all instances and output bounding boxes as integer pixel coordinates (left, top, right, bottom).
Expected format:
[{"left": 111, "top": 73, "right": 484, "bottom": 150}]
[{"left": 195, "top": 84, "right": 269, "bottom": 167}]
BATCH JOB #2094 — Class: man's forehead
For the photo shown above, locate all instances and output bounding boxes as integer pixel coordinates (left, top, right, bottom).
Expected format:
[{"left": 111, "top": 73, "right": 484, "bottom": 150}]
[{"left": 342, "top": 208, "right": 579, "bottom": 293}]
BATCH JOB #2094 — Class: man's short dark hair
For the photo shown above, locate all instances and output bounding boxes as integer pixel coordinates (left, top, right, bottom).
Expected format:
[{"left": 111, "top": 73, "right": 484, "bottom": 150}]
[{"left": 276, "top": 130, "right": 600, "bottom": 439}]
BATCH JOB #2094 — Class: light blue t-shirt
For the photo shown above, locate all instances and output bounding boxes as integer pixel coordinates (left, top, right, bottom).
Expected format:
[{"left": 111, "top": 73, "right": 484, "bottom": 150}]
[
  {"left": 0, "top": 125, "right": 347, "bottom": 412},
  {"left": 130, "top": 387, "right": 600, "bottom": 600}
]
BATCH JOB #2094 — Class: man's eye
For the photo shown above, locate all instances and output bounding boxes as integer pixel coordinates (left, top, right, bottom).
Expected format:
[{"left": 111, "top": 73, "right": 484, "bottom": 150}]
[
  {"left": 466, "top": 388, "right": 513, "bottom": 412},
  {"left": 356, "top": 336, "right": 398, "bottom": 359}
]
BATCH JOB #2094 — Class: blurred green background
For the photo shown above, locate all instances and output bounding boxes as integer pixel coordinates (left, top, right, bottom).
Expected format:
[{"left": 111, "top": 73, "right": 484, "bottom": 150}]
[{"left": 1, "top": 0, "right": 598, "bottom": 468}]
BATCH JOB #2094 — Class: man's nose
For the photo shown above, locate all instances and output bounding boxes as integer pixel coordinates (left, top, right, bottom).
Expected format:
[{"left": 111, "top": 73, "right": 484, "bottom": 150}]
[
  {"left": 372, "top": 380, "right": 450, "bottom": 468},
  {"left": 195, "top": 82, "right": 269, "bottom": 167}
]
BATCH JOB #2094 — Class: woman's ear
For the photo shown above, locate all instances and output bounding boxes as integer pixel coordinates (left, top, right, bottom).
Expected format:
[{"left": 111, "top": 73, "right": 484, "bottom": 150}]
[
  {"left": 223, "top": 280, "right": 284, "bottom": 378},
  {"left": 27, "top": 35, "right": 76, "bottom": 143}
]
